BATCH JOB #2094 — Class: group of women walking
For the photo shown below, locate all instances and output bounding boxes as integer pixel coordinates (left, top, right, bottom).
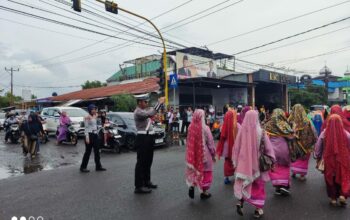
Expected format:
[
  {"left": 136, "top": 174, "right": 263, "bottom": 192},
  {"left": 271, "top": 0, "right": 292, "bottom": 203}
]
[{"left": 185, "top": 104, "right": 350, "bottom": 218}]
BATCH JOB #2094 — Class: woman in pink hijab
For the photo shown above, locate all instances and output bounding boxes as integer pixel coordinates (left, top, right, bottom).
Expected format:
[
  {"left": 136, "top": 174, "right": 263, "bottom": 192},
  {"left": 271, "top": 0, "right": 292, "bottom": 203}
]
[
  {"left": 233, "top": 110, "right": 275, "bottom": 218},
  {"left": 186, "top": 109, "right": 216, "bottom": 200},
  {"left": 237, "top": 106, "right": 251, "bottom": 124}
]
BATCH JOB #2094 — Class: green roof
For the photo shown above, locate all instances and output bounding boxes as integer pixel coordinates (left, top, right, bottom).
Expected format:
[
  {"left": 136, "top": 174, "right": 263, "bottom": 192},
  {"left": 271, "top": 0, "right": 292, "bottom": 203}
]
[{"left": 107, "top": 60, "right": 161, "bottom": 82}]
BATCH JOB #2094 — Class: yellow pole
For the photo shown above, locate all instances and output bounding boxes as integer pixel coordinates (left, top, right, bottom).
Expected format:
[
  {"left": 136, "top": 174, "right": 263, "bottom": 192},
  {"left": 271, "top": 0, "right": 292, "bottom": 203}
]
[{"left": 95, "top": 1, "right": 168, "bottom": 105}]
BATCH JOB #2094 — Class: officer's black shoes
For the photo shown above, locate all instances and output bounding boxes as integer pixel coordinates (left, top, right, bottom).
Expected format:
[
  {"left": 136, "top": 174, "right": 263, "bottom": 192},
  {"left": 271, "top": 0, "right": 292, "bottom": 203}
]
[
  {"left": 96, "top": 167, "right": 107, "bottom": 172},
  {"left": 145, "top": 182, "right": 158, "bottom": 189},
  {"left": 134, "top": 187, "right": 152, "bottom": 194},
  {"left": 188, "top": 186, "right": 194, "bottom": 199},
  {"left": 80, "top": 168, "right": 90, "bottom": 173}
]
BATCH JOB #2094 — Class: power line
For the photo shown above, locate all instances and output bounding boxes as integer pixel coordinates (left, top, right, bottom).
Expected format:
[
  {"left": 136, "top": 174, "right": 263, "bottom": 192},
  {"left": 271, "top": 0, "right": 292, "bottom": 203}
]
[
  {"left": 13, "top": 0, "right": 191, "bottom": 69},
  {"left": 234, "top": 16, "right": 350, "bottom": 55},
  {"left": 163, "top": 0, "right": 245, "bottom": 32},
  {"left": 0, "top": 17, "right": 118, "bottom": 45},
  {"left": 14, "top": 84, "right": 81, "bottom": 89},
  {"left": 7, "top": 0, "right": 174, "bottom": 48},
  {"left": 274, "top": 45, "right": 350, "bottom": 65},
  {"left": 0, "top": 5, "right": 175, "bottom": 50},
  {"left": 206, "top": 0, "right": 350, "bottom": 46},
  {"left": 241, "top": 25, "right": 350, "bottom": 58}
]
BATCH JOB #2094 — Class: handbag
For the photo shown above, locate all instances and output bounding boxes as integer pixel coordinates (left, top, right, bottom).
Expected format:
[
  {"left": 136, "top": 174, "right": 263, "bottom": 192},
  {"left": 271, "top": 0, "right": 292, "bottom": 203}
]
[
  {"left": 259, "top": 131, "right": 274, "bottom": 172},
  {"left": 316, "top": 159, "right": 325, "bottom": 172}
]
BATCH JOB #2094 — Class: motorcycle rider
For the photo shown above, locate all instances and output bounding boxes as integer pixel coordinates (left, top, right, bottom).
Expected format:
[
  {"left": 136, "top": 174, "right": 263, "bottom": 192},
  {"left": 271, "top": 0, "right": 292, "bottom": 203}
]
[
  {"left": 56, "top": 111, "right": 71, "bottom": 145},
  {"left": 4, "top": 112, "right": 19, "bottom": 143}
]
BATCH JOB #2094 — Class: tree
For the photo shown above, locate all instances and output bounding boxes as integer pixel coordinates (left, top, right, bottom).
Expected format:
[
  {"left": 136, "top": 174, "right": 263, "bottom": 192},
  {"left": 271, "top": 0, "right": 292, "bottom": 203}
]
[
  {"left": 289, "top": 85, "right": 327, "bottom": 110},
  {"left": 81, "top": 80, "right": 107, "bottom": 89},
  {"left": 0, "top": 92, "right": 23, "bottom": 108},
  {"left": 31, "top": 94, "right": 37, "bottom": 100},
  {"left": 110, "top": 94, "right": 137, "bottom": 112}
]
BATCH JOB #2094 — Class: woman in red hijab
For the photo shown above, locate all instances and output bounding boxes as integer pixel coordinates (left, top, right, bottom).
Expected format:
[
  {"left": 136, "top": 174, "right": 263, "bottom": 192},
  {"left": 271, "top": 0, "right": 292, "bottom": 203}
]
[
  {"left": 216, "top": 110, "right": 240, "bottom": 184},
  {"left": 315, "top": 114, "right": 350, "bottom": 206},
  {"left": 321, "top": 105, "right": 350, "bottom": 132}
]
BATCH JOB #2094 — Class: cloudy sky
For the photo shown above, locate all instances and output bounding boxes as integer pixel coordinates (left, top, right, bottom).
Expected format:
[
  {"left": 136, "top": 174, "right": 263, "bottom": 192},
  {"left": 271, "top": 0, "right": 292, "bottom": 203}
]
[{"left": 0, "top": 0, "right": 349, "bottom": 98}]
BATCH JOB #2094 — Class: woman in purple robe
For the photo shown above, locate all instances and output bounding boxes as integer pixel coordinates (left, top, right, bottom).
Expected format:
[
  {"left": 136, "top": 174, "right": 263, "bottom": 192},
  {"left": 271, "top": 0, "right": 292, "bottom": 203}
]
[{"left": 56, "top": 111, "right": 71, "bottom": 144}]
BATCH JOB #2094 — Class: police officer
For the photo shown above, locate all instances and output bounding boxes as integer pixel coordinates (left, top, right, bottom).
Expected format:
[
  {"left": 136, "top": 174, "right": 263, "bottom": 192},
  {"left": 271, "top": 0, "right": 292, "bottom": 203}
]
[
  {"left": 134, "top": 94, "right": 165, "bottom": 194},
  {"left": 80, "top": 104, "right": 106, "bottom": 173}
]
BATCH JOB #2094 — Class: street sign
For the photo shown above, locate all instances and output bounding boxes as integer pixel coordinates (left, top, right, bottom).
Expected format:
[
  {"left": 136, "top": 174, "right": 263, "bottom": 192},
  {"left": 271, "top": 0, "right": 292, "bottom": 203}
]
[
  {"left": 22, "top": 89, "right": 31, "bottom": 101},
  {"left": 169, "top": 74, "right": 178, "bottom": 89}
]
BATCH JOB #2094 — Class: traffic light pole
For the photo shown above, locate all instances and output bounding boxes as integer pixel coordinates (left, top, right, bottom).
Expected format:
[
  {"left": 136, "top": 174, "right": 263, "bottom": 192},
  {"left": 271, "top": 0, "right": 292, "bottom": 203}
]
[{"left": 95, "top": 0, "right": 168, "bottom": 105}]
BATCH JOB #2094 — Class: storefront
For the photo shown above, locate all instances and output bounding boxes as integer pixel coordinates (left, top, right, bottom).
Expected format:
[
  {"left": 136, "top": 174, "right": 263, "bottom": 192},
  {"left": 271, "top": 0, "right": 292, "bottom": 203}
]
[
  {"left": 253, "top": 69, "right": 296, "bottom": 112},
  {"left": 168, "top": 77, "right": 254, "bottom": 113}
]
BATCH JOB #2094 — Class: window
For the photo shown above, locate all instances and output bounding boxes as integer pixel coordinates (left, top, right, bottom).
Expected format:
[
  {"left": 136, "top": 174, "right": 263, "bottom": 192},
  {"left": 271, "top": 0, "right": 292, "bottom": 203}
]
[
  {"left": 47, "top": 109, "right": 55, "bottom": 117},
  {"left": 42, "top": 109, "right": 49, "bottom": 116}
]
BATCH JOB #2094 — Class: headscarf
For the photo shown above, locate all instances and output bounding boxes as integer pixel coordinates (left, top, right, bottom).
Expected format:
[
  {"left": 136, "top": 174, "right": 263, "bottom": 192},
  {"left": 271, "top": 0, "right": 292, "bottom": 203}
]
[
  {"left": 312, "top": 113, "right": 323, "bottom": 136},
  {"left": 185, "top": 109, "right": 206, "bottom": 187},
  {"left": 216, "top": 110, "right": 238, "bottom": 159},
  {"left": 322, "top": 105, "right": 350, "bottom": 133},
  {"left": 324, "top": 114, "right": 350, "bottom": 196},
  {"left": 59, "top": 112, "right": 71, "bottom": 126},
  {"left": 232, "top": 110, "right": 275, "bottom": 199},
  {"left": 264, "top": 108, "right": 294, "bottom": 137},
  {"left": 238, "top": 106, "right": 251, "bottom": 124},
  {"left": 343, "top": 105, "right": 350, "bottom": 121},
  {"left": 288, "top": 104, "right": 317, "bottom": 158}
]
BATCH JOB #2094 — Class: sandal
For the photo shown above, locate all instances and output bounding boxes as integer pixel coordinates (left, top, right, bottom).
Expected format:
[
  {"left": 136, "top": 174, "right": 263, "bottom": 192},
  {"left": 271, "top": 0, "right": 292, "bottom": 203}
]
[
  {"left": 200, "top": 192, "right": 212, "bottom": 200},
  {"left": 254, "top": 209, "right": 264, "bottom": 219},
  {"left": 188, "top": 186, "right": 194, "bottom": 199},
  {"left": 339, "top": 196, "right": 347, "bottom": 207},
  {"left": 236, "top": 202, "right": 243, "bottom": 216},
  {"left": 330, "top": 200, "right": 337, "bottom": 207}
]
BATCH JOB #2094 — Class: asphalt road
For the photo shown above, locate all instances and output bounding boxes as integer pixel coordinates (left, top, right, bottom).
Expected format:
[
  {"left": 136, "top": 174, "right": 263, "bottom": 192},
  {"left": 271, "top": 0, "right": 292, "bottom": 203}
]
[{"left": 1, "top": 142, "right": 350, "bottom": 220}]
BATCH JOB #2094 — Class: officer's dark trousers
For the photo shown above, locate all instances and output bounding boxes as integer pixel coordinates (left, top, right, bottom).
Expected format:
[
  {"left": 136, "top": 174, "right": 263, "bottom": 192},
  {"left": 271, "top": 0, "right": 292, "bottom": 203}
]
[
  {"left": 80, "top": 133, "right": 102, "bottom": 169},
  {"left": 135, "top": 134, "right": 154, "bottom": 188}
]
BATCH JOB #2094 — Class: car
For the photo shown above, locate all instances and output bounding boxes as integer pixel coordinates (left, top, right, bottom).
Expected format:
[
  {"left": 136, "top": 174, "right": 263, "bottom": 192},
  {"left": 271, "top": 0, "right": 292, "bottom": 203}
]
[
  {"left": 107, "top": 112, "right": 166, "bottom": 150},
  {"left": 41, "top": 107, "right": 88, "bottom": 136},
  {"left": 310, "top": 105, "right": 329, "bottom": 112},
  {"left": 0, "top": 112, "right": 5, "bottom": 130}
]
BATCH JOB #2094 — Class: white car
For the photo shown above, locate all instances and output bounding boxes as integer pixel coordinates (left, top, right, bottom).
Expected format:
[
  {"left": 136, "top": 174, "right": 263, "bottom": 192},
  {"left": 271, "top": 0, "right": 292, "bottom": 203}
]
[
  {"left": 0, "top": 112, "right": 5, "bottom": 130},
  {"left": 41, "top": 107, "right": 88, "bottom": 136}
]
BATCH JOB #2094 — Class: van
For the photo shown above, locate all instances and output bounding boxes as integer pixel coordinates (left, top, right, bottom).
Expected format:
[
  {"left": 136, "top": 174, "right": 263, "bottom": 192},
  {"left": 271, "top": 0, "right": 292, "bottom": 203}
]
[{"left": 41, "top": 107, "right": 88, "bottom": 136}]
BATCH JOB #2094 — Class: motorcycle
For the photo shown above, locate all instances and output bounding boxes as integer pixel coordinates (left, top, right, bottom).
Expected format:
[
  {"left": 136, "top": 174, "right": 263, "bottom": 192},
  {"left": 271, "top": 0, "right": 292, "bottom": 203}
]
[
  {"left": 56, "top": 124, "right": 78, "bottom": 146},
  {"left": 4, "top": 122, "right": 20, "bottom": 144},
  {"left": 98, "top": 122, "right": 122, "bottom": 153}
]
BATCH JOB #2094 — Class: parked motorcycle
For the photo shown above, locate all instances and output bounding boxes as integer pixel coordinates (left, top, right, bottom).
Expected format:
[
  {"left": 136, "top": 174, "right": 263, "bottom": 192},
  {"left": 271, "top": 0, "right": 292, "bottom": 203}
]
[
  {"left": 4, "top": 122, "right": 20, "bottom": 144},
  {"left": 98, "top": 122, "right": 122, "bottom": 153},
  {"left": 56, "top": 124, "right": 78, "bottom": 146}
]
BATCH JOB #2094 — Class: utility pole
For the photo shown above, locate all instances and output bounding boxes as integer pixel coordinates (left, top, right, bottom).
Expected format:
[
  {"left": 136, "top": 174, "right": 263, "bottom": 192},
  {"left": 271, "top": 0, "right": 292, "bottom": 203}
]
[
  {"left": 320, "top": 65, "right": 331, "bottom": 105},
  {"left": 4, "top": 67, "right": 19, "bottom": 106}
]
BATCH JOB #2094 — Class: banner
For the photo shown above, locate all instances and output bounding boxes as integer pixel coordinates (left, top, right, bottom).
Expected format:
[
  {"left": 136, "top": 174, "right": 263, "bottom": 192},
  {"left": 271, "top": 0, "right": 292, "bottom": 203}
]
[{"left": 176, "top": 52, "right": 217, "bottom": 79}]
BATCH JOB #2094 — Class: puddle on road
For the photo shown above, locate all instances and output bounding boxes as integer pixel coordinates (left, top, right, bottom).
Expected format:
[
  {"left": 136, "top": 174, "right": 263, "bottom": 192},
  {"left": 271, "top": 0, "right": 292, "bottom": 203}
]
[{"left": 0, "top": 156, "right": 77, "bottom": 180}]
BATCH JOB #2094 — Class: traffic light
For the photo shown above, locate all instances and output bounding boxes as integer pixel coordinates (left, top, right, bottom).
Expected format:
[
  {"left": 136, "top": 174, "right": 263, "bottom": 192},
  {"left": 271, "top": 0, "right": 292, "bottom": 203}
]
[
  {"left": 105, "top": 1, "right": 118, "bottom": 14},
  {"left": 157, "top": 61, "right": 165, "bottom": 96},
  {"left": 72, "top": 0, "right": 81, "bottom": 12}
]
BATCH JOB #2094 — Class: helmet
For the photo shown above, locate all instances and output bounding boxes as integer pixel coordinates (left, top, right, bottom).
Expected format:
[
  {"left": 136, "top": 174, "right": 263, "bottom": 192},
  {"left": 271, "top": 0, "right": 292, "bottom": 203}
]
[{"left": 88, "top": 104, "right": 97, "bottom": 113}]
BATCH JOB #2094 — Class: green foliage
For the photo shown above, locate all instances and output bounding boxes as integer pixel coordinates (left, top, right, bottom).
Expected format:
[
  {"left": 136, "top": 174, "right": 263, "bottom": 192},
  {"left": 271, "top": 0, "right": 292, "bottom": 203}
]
[
  {"left": 31, "top": 94, "right": 37, "bottom": 99},
  {"left": 81, "top": 80, "right": 107, "bottom": 90},
  {"left": 110, "top": 94, "right": 137, "bottom": 112},
  {"left": 289, "top": 85, "right": 327, "bottom": 109},
  {"left": 0, "top": 92, "right": 23, "bottom": 108}
]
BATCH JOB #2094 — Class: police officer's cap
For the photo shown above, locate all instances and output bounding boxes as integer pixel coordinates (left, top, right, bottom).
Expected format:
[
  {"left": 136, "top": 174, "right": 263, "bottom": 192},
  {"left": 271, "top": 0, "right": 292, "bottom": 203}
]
[{"left": 134, "top": 93, "right": 150, "bottom": 101}]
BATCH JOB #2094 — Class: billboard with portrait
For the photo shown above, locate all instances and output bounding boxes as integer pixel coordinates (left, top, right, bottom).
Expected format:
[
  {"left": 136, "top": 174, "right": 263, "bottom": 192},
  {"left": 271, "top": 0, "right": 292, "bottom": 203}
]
[{"left": 176, "top": 52, "right": 217, "bottom": 79}]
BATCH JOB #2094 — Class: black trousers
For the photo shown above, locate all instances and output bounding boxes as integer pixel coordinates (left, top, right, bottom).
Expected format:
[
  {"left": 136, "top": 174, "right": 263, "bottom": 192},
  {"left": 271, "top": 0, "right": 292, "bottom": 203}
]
[
  {"left": 181, "top": 121, "right": 189, "bottom": 134},
  {"left": 135, "top": 134, "right": 154, "bottom": 188},
  {"left": 80, "top": 133, "right": 102, "bottom": 169}
]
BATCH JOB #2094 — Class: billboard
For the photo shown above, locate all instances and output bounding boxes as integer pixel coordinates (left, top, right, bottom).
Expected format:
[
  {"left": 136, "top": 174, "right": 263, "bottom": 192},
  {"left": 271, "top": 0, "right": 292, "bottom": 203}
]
[
  {"left": 176, "top": 52, "right": 217, "bottom": 79},
  {"left": 22, "top": 89, "right": 32, "bottom": 101}
]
